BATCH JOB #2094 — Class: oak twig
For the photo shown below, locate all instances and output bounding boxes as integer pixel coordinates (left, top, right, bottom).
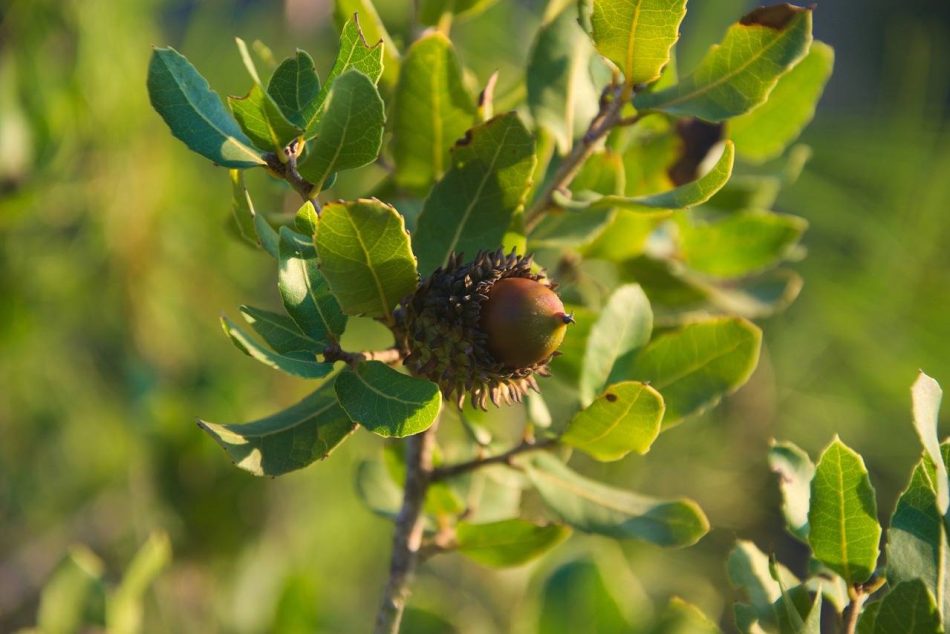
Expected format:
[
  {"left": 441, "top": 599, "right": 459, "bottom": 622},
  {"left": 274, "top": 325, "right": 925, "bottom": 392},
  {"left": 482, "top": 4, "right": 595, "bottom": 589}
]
[
  {"left": 374, "top": 425, "right": 438, "bottom": 634},
  {"left": 323, "top": 344, "right": 403, "bottom": 368},
  {"left": 523, "top": 82, "right": 634, "bottom": 232},
  {"left": 430, "top": 438, "right": 557, "bottom": 482},
  {"left": 263, "top": 141, "right": 321, "bottom": 211}
]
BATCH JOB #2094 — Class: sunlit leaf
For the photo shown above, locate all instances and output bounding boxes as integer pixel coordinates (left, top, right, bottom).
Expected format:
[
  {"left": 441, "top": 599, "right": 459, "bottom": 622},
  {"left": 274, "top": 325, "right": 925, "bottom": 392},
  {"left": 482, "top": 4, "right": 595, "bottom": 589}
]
[
  {"left": 315, "top": 199, "right": 418, "bottom": 320},
  {"left": 808, "top": 437, "right": 881, "bottom": 585},
  {"left": 562, "top": 141, "right": 734, "bottom": 213},
  {"left": 561, "top": 381, "right": 664, "bottom": 461},
  {"left": 590, "top": 0, "right": 687, "bottom": 86},
  {"left": 198, "top": 381, "right": 356, "bottom": 476},
  {"left": 333, "top": 0, "right": 400, "bottom": 88},
  {"left": 298, "top": 70, "right": 385, "bottom": 190},
  {"left": 579, "top": 284, "right": 652, "bottom": 406},
  {"left": 652, "top": 597, "right": 721, "bottom": 634},
  {"left": 727, "top": 540, "right": 798, "bottom": 629},
  {"left": 634, "top": 6, "right": 813, "bottom": 121},
  {"left": 525, "top": 452, "right": 708, "bottom": 546},
  {"left": 335, "top": 361, "right": 441, "bottom": 437},
  {"left": 37, "top": 547, "right": 106, "bottom": 632},
  {"left": 620, "top": 316, "right": 762, "bottom": 427},
  {"left": 911, "top": 371, "right": 948, "bottom": 513},
  {"left": 413, "top": 112, "right": 536, "bottom": 275},
  {"left": 309, "top": 14, "right": 384, "bottom": 131},
  {"left": 267, "top": 50, "right": 321, "bottom": 128},
  {"left": 147, "top": 47, "right": 264, "bottom": 167},
  {"left": 228, "top": 83, "right": 302, "bottom": 152},
  {"left": 768, "top": 440, "right": 814, "bottom": 541},
  {"left": 729, "top": 41, "right": 833, "bottom": 162},
  {"left": 456, "top": 519, "right": 571, "bottom": 567}
]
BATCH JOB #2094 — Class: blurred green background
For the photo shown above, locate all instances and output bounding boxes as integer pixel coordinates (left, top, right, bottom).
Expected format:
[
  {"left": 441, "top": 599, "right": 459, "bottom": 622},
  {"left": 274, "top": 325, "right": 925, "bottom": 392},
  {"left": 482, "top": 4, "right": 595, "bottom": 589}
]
[{"left": 1, "top": 0, "right": 948, "bottom": 631}]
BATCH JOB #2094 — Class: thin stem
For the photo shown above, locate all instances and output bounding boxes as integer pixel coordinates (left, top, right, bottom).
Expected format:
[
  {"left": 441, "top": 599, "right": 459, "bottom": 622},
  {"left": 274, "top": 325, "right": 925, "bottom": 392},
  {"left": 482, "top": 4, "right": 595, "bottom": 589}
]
[
  {"left": 374, "top": 424, "right": 438, "bottom": 634},
  {"left": 430, "top": 438, "right": 557, "bottom": 482},
  {"left": 844, "top": 587, "right": 868, "bottom": 634},
  {"left": 523, "top": 83, "right": 631, "bottom": 232},
  {"left": 263, "top": 143, "right": 321, "bottom": 211},
  {"left": 323, "top": 343, "right": 403, "bottom": 368}
]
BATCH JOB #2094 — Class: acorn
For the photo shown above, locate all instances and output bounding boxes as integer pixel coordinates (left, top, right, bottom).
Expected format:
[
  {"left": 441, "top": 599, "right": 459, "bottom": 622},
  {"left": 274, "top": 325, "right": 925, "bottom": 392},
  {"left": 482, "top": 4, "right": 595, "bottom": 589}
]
[{"left": 394, "top": 249, "right": 571, "bottom": 409}]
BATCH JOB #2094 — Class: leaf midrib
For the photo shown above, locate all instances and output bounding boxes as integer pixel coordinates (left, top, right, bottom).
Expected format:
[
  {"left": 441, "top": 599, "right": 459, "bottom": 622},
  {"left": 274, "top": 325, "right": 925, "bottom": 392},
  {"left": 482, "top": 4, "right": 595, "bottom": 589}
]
[
  {"left": 156, "top": 52, "right": 262, "bottom": 164},
  {"left": 645, "top": 17, "right": 804, "bottom": 110}
]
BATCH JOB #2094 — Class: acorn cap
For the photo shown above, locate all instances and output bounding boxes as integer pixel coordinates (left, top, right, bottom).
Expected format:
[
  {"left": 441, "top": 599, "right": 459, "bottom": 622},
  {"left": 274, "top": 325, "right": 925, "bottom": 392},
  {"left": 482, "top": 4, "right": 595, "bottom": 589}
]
[{"left": 394, "top": 249, "right": 567, "bottom": 409}]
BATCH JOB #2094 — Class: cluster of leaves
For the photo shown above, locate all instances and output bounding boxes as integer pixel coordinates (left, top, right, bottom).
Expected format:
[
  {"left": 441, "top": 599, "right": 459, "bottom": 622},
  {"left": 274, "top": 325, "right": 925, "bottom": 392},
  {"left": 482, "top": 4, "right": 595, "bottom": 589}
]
[
  {"left": 147, "top": 0, "right": 836, "bottom": 625},
  {"left": 729, "top": 373, "right": 947, "bottom": 633}
]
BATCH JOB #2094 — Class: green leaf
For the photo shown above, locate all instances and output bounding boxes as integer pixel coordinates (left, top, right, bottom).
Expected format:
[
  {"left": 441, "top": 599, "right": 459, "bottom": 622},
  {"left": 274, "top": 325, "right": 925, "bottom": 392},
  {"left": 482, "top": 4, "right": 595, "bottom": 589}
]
[
  {"left": 727, "top": 540, "right": 799, "bottom": 629},
  {"left": 768, "top": 440, "right": 815, "bottom": 541},
  {"left": 295, "top": 200, "right": 320, "bottom": 236},
  {"left": 413, "top": 112, "right": 537, "bottom": 275},
  {"left": 254, "top": 211, "right": 280, "bottom": 259},
  {"left": 676, "top": 209, "right": 807, "bottom": 278},
  {"left": 579, "top": 284, "right": 653, "bottom": 405},
  {"left": 199, "top": 381, "right": 356, "bottom": 476},
  {"left": 228, "top": 83, "right": 302, "bottom": 152},
  {"left": 807, "top": 436, "right": 882, "bottom": 585},
  {"left": 333, "top": 1, "right": 400, "bottom": 88},
  {"left": 525, "top": 452, "right": 709, "bottom": 547},
  {"left": 456, "top": 519, "right": 571, "bottom": 567},
  {"left": 392, "top": 33, "right": 476, "bottom": 191},
  {"left": 148, "top": 47, "right": 264, "bottom": 167},
  {"left": 581, "top": 210, "right": 669, "bottom": 261},
  {"left": 527, "top": 5, "right": 598, "bottom": 154},
  {"left": 308, "top": 14, "right": 384, "bottom": 133},
  {"left": 229, "top": 169, "right": 258, "bottom": 247},
  {"left": 885, "top": 453, "right": 950, "bottom": 631},
  {"left": 872, "top": 580, "right": 941, "bottom": 634},
  {"left": 620, "top": 316, "right": 762, "bottom": 427},
  {"left": 107, "top": 531, "right": 171, "bottom": 634},
  {"left": 564, "top": 141, "right": 735, "bottom": 212},
  {"left": 278, "top": 228, "right": 347, "bottom": 348},
  {"left": 239, "top": 305, "right": 322, "bottom": 354},
  {"left": 857, "top": 602, "right": 881, "bottom": 634},
  {"left": 335, "top": 361, "right": 441, "bottom": 437},
  {"left": 729, "top": 41, "right": 834, "bottom": 162},
  {"left": 267, "top": 50, "right": 321, "bottom": 129},
  {"left": 315, "top": 198, "right": 418, "bottom": 320},
  {"left": 633, "top": 5, "right": 813, "bottom": 121},
  {"left": 561, "top": 381, "right": 664, "bottom": 461},
  {"left": 651, "top": 597, "right": 721, "bottom": 634},
  {"left": 221, "top": 316, "right": 333, "bottom": 379},
  {"left": 355, "top": 459, "right": 403, "bottom": 519},
  {"left": 418, "top": 0, "right": 498, "bottom": 24},
  {"left": 912, "top": 371, "right": 948, "bottom": 514},
  {"left": 590, "top": 0, "right": 687, "bottom": 86},
  {"left": 537, "top": 558, "right": 635, "bottom": 634},
  {"left": 38, "top": 547, "right": 106, "bottom": 632},
  {"left": 298, "top": 70, "right": 385, "bottom": 190},
  {"left": 771, "top": 584, "right": 821, "bottom": 634}
]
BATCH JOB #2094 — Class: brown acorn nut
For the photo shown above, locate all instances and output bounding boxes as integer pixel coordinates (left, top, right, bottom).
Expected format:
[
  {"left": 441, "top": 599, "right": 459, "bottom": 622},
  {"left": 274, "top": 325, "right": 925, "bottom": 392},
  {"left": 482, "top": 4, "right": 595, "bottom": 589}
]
[{"left": 481, "top": 277, "right": 572, "bottom": 369}]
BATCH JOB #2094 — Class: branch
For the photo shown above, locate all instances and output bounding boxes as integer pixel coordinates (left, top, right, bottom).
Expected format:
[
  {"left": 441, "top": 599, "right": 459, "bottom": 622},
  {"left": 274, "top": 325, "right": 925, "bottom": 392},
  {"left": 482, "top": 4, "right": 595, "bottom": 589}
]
[
  {"left": 323, "top": 344, "right": 403, "bottom": 368},
  {"left": 430, "top": 438, "right": 557, "bottom": 482},
  {"left": 523, "top": 83, "right": 637, "bottom": 232},
  {"left": 263, "top": 141, "right": 321, "bottom": 211},
  {"left": 374, "top": 425, "right": 438, "bottom": 634}
]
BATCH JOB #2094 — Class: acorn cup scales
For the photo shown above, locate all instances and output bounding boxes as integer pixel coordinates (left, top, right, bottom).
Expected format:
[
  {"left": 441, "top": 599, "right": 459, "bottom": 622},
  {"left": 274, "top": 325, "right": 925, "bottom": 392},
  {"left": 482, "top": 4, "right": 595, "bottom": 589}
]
[{"left": 395, "top": 249, "right": 571, "bottom": 410}]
